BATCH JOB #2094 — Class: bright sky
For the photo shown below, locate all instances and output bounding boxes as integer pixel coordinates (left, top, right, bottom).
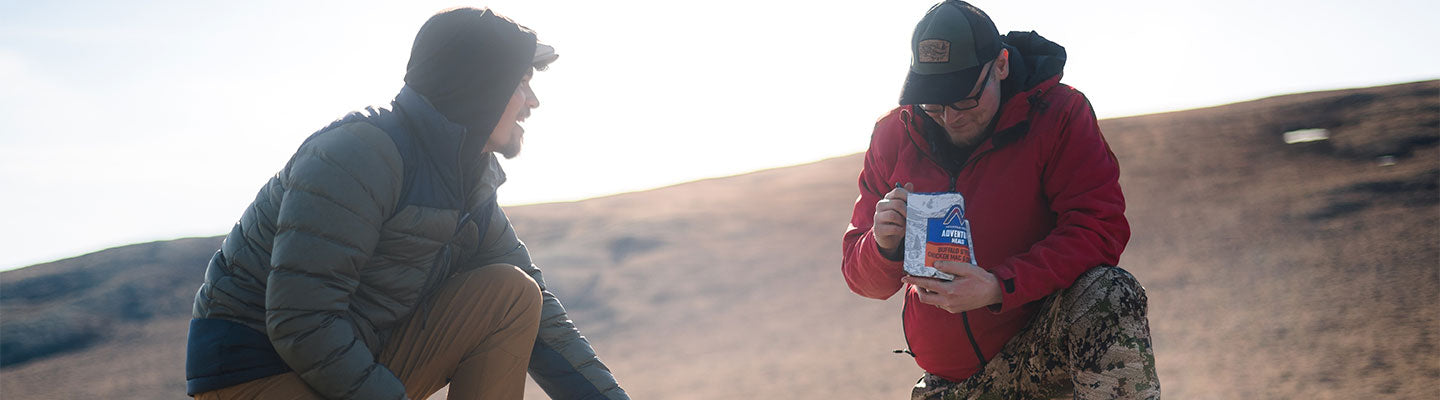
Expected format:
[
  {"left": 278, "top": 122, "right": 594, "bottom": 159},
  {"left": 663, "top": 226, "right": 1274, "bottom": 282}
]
[{"left": 2, "top": 0, "right": 1436, "bottom": 270}]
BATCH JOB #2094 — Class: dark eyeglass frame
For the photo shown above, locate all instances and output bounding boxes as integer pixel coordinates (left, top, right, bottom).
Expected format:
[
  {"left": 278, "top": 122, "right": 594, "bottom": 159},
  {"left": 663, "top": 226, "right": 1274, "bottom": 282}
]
[{"left": 918, "top": 63, "right": 995, "bottom": 114}]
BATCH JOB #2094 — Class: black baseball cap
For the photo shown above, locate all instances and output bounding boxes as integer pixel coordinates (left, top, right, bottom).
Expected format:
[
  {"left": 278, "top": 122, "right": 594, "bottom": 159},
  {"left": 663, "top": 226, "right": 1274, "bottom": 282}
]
[{"left": 899, "top": 0, "right": 1002, "bottom": 106}]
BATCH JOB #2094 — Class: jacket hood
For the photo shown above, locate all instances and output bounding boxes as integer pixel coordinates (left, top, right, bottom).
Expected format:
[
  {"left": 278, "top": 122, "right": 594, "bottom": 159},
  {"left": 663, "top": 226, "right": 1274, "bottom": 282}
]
[
  {"left": 403, "top": 8, "right": 537, "bottom": 154},
  {"left": 998, "top": 30, "right": 1066, "bottom": 98}
]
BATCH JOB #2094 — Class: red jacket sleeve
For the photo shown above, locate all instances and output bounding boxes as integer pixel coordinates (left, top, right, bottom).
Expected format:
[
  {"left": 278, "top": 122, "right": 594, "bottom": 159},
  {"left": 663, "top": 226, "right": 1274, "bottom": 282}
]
[
  {"left": 842, "top": 117, "right": 908, "bottom": 300},
  {"left": 988, "top": 91, "right": 1131, "bottom": 313}
]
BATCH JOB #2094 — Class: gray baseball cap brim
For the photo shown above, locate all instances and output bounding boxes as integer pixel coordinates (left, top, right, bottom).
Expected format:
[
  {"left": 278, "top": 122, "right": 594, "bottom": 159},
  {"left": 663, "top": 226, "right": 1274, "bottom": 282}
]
[
  {"left": 533, "top": 42, "right": 558, "bottom": 69},
  {"left": 900, "top": 64, "right": 987, "bottom": 106}
]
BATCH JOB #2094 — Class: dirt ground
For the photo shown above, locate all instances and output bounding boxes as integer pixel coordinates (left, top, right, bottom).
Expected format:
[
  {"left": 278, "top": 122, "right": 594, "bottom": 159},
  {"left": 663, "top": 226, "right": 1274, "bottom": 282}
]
[{"left": 2, "top": 80, "right": 1435, "bottom": 399}]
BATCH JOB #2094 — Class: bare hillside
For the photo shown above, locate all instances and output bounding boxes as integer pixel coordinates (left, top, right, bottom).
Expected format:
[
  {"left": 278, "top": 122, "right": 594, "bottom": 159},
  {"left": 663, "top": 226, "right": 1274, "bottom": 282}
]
[
  {"left": 2, "top": 80, "right": 1436, "bottom": 399},
  {"left": 1102, "top": 80, "right": 1439, "bottom": 399}
]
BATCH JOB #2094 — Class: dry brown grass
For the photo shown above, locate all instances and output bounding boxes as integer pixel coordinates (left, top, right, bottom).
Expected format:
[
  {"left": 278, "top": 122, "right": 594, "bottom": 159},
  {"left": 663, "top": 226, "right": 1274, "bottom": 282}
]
[{"left": 2, "top": 81, "right": 1435, "bottom": 399}]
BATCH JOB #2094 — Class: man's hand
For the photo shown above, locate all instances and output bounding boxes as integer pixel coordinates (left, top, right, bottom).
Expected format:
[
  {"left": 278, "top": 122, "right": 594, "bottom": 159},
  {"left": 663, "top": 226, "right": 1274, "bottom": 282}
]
[
  {"left": 873, "top": 183, "right": 913, "bottom": 258},
  {"left": 901, "top": 261, "right": 1004, "bottom": 313}
]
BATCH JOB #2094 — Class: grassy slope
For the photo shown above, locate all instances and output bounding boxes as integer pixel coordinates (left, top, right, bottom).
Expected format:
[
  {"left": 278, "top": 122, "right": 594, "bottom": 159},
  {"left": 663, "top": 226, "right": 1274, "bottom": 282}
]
[{"left": 2, "top": 80, "right": 1435, "bottom": 399}]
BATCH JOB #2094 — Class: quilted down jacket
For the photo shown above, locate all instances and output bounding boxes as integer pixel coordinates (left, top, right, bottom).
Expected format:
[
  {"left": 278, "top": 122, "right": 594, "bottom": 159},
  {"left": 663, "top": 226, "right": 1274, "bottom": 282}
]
[
  {"left": 186, "top": 84, "right": 627, "bottom": 399},
  {"left": 188, "top": 9, "right": 626, "bottom": 399}
]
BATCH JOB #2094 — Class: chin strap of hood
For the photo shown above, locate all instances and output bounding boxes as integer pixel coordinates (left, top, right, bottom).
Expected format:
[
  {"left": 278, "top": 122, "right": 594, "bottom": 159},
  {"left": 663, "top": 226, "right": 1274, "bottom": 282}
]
[{"left": 403, "top": 7, "right": 537, "bottom": 149}]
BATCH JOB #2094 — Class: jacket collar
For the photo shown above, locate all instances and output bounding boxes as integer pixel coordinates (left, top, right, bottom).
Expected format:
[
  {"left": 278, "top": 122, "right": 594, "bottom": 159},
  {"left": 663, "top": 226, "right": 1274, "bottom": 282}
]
[
  {"left": 394, "top": 85, "right": 507, "bottom": 202},
  {"left": 395, "top": 85, "right": 470, "bottom": 174}
]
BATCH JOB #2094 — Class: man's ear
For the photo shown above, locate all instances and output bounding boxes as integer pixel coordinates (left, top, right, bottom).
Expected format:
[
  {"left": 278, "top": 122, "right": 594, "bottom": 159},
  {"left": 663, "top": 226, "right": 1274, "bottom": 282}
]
[{"left": 996, "top": 48, "right": 1011, "bottom": 80}]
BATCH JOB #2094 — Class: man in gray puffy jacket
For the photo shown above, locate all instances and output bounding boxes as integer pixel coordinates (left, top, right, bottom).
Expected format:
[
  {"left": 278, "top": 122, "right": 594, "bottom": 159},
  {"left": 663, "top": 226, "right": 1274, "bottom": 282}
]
[{"left": 184, "top": 8, "right": 628, "bottom": 400}]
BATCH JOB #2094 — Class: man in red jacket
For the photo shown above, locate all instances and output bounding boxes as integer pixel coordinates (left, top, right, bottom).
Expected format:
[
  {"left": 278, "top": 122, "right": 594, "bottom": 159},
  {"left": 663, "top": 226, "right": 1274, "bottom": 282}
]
[{"left": 841, "top": 1, "right": 1160, "bottom": 399}]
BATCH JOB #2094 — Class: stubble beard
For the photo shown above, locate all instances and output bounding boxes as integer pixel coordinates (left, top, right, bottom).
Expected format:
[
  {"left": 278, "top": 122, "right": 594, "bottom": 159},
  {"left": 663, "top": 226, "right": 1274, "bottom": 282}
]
[
  {"left": 944, "top": 106, "right": 999, "bottom": 148},
  {"left": 498, "top": 132, "right": 523, "bottom": 159}
]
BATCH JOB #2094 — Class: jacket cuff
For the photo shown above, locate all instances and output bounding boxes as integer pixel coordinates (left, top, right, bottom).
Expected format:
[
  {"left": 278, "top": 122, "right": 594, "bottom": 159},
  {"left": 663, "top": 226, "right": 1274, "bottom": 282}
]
[
  {"left": 987, "top": 264, "right": 1019, "bottom": 314},
  {"left": 861, "top": 230, "right": 905, "bottom": 272}
]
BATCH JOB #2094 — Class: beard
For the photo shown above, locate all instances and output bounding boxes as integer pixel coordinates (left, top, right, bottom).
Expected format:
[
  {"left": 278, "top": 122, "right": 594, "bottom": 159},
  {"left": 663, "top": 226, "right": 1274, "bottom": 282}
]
[{"left": 496, "top": 132, "right": 524, "bottom": 159}]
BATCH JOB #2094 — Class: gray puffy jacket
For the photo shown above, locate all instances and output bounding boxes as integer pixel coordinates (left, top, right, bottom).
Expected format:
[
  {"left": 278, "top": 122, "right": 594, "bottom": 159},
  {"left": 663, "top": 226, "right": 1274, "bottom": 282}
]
[{"left": 188, "top": 87, "right": 626, "bottom": 400}]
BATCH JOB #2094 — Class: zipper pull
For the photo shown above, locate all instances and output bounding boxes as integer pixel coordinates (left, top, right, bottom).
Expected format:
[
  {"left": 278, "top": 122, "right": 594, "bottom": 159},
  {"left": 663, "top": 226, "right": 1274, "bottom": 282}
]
[{"left": 453, "top": 212, "right": 473, "bottom": 235}]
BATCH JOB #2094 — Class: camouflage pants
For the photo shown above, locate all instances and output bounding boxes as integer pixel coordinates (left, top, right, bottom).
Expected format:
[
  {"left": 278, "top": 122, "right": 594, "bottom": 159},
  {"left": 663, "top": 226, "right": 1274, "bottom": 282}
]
[{"left": 911, "top": 266, "right": 1160, "bottom": 400}]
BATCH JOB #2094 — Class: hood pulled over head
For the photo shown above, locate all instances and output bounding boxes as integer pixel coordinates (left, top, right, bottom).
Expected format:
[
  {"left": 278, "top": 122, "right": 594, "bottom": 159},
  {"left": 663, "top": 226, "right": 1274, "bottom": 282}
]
[{"left": 403, "top": 7, "right": 537, "bottom": 142}]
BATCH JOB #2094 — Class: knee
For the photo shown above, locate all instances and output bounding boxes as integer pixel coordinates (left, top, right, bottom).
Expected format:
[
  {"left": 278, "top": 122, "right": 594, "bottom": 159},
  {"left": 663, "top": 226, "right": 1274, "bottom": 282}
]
[
  {"left": 456, "top": 264, "right": 542, "bottom": 313},
  {"left": 1107, "top": 267, "right": 1147, "bottom": 304},
  {"left": 1062, "top": 266, "right": 1149, "bottom": 324},
  {"left": 1077, "top": 266, "right": 1146, "bottom": 297}
]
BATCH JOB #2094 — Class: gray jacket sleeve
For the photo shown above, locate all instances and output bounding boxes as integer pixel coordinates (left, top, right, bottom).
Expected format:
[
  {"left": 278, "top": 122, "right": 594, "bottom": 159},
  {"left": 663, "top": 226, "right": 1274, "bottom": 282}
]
[
  {"left": 468, "top": 204, "right": 629, "bottom": 400},
  {"left": 265, "top": 124, "right": 408, "bottom": 400}
]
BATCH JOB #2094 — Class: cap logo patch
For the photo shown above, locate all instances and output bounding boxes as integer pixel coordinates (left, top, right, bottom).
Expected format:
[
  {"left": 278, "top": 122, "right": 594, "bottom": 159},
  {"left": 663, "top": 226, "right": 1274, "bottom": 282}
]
[{"left": 918, "top": 39, "right": 950, "bottom": 63}]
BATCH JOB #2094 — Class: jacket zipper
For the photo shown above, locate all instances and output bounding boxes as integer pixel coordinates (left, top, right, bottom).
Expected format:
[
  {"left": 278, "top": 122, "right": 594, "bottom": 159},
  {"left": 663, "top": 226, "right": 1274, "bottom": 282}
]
[
  {"left": 897, "top": 108, "right": 999, "bottom": 366},
  {"left": 960, "top": 312, "right": 987, "bottom": 365},
  {"left": 418, "top": 211, "right": 472, "bottom": 331},
  {"left": 895, "top": 160, "right": 994, "bottom": 367},
  {"left": 950, "top": 173, "right": 989, "bottom": 367},
  {"left": 948, "top": 130, "right": 1000, "bottom": 367}
]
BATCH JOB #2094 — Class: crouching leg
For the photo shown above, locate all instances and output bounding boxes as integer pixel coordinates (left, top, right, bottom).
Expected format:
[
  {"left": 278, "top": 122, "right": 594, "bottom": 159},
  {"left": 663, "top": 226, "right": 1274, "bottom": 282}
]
[
  {"left": 912, "top": 266, "right": 1160, "bottom": 400},
  {"left": 1059, "top": 266, "right": 1161, "bottom": 400},
  {"left": 379, "top": 264, "right": 543, "bottom": 400}
]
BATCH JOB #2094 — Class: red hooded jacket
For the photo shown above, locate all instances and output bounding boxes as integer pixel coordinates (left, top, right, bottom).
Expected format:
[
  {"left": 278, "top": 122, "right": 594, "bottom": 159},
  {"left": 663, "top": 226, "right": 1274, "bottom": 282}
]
[{"left": 841, "top": 32, "right": 1130, "bottom": 382}]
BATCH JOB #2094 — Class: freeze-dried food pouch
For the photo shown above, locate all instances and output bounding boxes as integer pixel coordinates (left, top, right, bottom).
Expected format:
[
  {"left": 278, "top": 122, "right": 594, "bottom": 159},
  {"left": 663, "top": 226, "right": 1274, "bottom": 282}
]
[{"left": 904, "top": 192, "right": 976, "bottom": 281}]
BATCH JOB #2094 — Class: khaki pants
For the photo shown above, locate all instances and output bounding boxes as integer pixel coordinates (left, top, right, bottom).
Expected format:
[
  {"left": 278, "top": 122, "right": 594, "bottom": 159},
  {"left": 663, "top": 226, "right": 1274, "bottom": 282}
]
[
  {"left": 911, "top": 266, "right": 1161, "bottom": 400},
  {"left": 194, "top": 264, "right": 543, "bottom": 400}
]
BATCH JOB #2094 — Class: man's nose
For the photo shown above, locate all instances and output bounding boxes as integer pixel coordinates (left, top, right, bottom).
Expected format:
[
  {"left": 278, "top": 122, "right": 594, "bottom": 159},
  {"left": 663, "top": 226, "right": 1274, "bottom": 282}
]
[
  {"left": 525, "top": 85, "right": 540, "bottom": 109},
  {"left": 938, "top": 108, "right": 961, "bottom": 122}
]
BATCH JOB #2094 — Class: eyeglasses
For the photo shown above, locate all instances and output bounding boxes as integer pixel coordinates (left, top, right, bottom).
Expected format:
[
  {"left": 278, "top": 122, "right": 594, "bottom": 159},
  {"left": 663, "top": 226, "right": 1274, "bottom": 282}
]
[{"left": 918, "top": 63, "right": 994, "bottom": 114}]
